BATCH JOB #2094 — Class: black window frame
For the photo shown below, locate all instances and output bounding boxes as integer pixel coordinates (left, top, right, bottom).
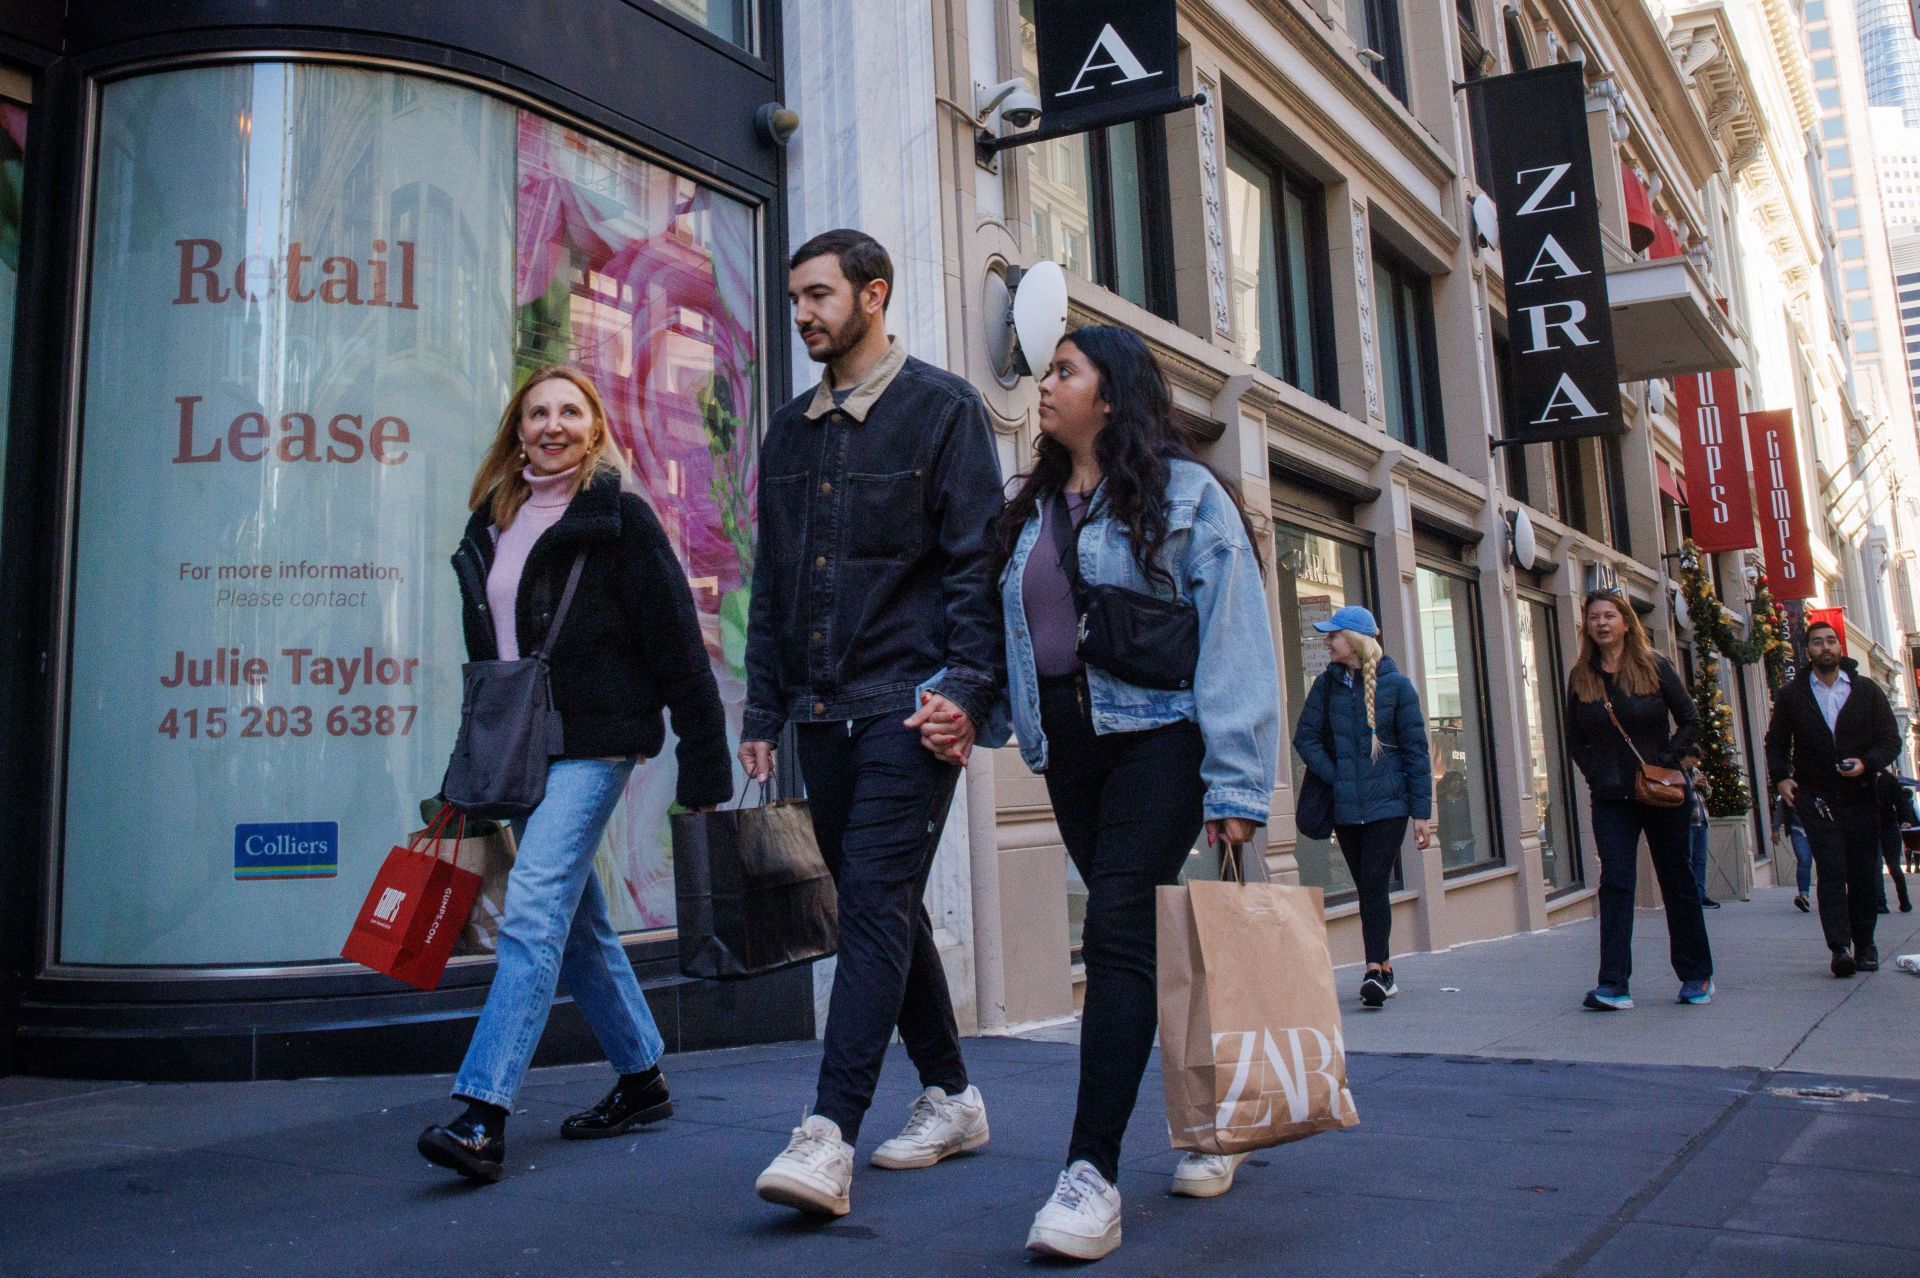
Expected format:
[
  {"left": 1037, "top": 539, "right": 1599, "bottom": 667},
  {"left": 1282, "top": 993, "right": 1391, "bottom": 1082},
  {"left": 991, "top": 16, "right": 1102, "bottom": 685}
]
[
  {"left": 1372, "top": 239, "right": 1446, "bottom": 460},
  {"left": 1413, "top": 552, "right": 1507, "bottom": 877},
  {"left": 1493, "top": 331, "right": 1528, "bottom": 504},
  {"left": 1224, "top": 125, "right": 1340, "bottom": 406},
  {"left": 1084, "top": 117, "right": 1178, "bottom": 320},
  {"left": 1518, "top": 588, "right": 1584, "bottom": 896},
  {"left": 1352, "top": 0, "right": 1411, "bottom": 105}
]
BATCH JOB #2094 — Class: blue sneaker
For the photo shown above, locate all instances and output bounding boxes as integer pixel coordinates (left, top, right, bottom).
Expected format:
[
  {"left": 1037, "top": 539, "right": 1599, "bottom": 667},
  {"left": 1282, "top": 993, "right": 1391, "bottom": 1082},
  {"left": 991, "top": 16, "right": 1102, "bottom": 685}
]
[
  {"left": 1583, "top": 985, "right": 1633, "bottom": 1011},
  {"left": 1678, "top": 978, "right": 1713, "bottom": 1005}
]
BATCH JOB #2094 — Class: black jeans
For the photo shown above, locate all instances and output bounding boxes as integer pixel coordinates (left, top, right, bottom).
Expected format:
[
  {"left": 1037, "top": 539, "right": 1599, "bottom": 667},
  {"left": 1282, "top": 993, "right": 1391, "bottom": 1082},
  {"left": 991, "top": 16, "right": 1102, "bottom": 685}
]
[
  {"left": 1040, "top": 676, "right": 1206, "bottom": 1184},
  {"left": 1803, "top": 800, "right": 1882, "bottom": 954},
  {"left": 1334, "top": 819, "right": 1406, "bottom": 966},
  {"left": 796, "top": 714, "right": 966, "bottom": 1143},
  {"left": 1590, "top": 798, "right": 1713, "bottom": 989},
  {"left": 1879, "top": 821, "right": 1911, "bottom": 910}
]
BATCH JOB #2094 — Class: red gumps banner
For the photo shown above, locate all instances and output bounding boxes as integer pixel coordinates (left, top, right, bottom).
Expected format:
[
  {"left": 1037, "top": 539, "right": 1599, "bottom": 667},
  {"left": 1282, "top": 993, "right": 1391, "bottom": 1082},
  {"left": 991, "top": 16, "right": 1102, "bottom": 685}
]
[
  {"left": 1674, "top": 368, "right": 1756, "bottom": 551},
  {"left": 1746, "top": 409, "right": 1814, "bottom": 599}
]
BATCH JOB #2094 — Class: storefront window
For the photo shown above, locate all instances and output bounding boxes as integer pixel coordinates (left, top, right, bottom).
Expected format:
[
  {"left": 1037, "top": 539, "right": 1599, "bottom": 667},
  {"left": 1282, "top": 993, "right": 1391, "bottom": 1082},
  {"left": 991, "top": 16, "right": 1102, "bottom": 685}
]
[
  {"left": 1276, "top": 521, "right": 1381, "bottom": 899},
  {"left": 0, "top": 92, "right": 23, "bottom": 529},
  {"left": 62, "top": 63, "right": 759, "bottom": 966},
  {"left": 656, "top": 0, "right": 754, "bottom": 50},
  {"left": 1415, "top": 564, "right": 1502, "bottom": 872},
  {"left": 1518, "top": 596, "right": 1581, "bottom": 893}
]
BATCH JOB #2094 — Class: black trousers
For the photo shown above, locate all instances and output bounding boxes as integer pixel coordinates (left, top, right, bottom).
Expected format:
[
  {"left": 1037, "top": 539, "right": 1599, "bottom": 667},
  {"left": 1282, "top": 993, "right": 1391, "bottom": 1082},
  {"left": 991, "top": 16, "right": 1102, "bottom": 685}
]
[
  {"left": 796, "top": 714, "right": 966, "bottom": 1144},
  {"left": 1804, "top": 800, "right": 1882, "bottom": 954},
  {"left": 1590, "top": 798, "right": 1713, "bottom": 989},
  {"left": 1040, "top": 676, "right": 1206, "bottom": 1184},
  {"left": 1334, "top": 818, "right": 1406, "bottom": 966},
  {"left": 1878, "top": 821, "right": 1911, "bottom": 909}
]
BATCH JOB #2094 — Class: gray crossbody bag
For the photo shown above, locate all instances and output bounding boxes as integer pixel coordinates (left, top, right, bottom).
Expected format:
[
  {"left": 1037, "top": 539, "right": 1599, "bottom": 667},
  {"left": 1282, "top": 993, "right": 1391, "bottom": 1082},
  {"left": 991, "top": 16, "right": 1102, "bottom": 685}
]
[{"left": 440, "top": 548, "right": 587, "bottom": 819}]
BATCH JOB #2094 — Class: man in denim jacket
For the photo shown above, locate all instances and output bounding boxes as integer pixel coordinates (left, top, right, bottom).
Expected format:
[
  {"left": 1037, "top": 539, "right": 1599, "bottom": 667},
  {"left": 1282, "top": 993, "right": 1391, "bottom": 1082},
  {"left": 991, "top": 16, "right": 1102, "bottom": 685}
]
[{"left": 745, "top": 230, "right": 1005, "bottom": 1218}]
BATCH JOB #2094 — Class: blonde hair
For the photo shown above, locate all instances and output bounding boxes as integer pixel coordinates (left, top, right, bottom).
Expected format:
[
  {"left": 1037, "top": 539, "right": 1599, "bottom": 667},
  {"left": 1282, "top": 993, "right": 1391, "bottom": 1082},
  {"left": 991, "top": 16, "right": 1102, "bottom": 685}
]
[
  {"left": 1341, "top": 629, "right": 1385, "bottom": 760},
  {"left": 469, "top": 365, "right": 628, "bottom": 529},
  {"left": 1569, "top": 592, "right": 1661, "bottom": 701}
]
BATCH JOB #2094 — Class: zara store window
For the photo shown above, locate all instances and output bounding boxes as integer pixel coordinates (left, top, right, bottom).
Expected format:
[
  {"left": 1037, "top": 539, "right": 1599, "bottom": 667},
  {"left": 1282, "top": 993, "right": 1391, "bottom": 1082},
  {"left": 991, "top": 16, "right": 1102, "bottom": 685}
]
[
  {"left": 59, "top": 61, "right": 762, "bottom": 967},
  {"left": 1413, "top": 548, "right": 1503, "bottom": 874}
]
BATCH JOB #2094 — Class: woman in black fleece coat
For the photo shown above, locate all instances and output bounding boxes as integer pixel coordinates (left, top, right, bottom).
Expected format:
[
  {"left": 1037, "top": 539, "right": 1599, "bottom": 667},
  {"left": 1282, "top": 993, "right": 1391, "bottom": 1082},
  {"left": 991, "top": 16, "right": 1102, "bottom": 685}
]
[
  {"left": 419, "top": 366, "right": 731, "bottom": 1185},
  {"left": 1563, "top": 590, "right": 1712, "bottom": 1012}
]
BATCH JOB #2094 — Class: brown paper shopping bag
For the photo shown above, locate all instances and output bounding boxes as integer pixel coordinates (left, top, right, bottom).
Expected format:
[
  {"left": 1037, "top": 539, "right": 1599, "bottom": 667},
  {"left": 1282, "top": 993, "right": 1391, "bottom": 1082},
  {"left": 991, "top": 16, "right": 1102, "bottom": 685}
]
[{"left": 1158, "top": 864, "right": 1359, "bottom": 1154}]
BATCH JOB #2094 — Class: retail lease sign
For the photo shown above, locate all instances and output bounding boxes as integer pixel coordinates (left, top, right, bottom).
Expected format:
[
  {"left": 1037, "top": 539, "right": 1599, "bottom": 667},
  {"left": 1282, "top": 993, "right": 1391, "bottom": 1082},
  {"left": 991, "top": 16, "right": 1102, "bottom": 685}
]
[
  {"left": 1476, "top": 63, "right": 1624, "bottom": 443},
  {"left": 1674, "top": 367, "right": 1757, "bottom": 552},
  {"left": 1745, "top": 409, "right": 1814, "bottom": 600},
  {"left": 1032, "top": 0, "right": 1182, "bottom": 136}
]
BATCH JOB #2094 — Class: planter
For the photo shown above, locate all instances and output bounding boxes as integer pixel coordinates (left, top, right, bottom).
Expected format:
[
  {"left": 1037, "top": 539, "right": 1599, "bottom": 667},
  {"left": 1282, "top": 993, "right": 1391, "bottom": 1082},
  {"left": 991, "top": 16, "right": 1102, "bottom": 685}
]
[{"left": 1705, "top": 815, "right": 1755, "bottom": 902}]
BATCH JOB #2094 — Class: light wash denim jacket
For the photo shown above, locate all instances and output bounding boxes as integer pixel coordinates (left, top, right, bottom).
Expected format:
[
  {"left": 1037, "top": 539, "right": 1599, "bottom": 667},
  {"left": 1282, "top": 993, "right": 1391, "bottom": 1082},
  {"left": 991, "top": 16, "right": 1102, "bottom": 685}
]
[{"left": 989, "top": 458, "right": 1280, "bottom": 824}]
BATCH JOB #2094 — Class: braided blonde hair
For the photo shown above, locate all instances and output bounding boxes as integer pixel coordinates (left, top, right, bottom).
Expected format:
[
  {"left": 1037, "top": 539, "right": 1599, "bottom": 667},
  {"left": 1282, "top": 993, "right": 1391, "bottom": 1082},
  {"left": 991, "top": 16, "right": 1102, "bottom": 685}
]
[{"left": 1341, "top": 630, "right": 1386, "bottom": 760}]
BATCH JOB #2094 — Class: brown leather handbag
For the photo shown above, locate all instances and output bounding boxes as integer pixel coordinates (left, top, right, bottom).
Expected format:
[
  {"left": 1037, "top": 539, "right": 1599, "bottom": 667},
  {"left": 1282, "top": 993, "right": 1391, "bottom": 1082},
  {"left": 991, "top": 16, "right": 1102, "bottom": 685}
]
[{"left": 1603, "top": 699, "right": 1688, "bottom": 808}]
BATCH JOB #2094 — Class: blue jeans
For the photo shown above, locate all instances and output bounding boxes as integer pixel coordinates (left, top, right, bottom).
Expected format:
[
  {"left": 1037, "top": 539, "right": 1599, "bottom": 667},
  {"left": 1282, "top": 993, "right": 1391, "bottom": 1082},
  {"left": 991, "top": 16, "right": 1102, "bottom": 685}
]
[
  {"left": 454, "top": 757, "right": 662, "bottom": 1109},
  {"left": 1688, "top": 821, "right": 1710, "bottom": 897},
  {"left": 1790, "top": 821, "right": 1814, "bottom": 894},
  {"left": 1590, "top": 798, "right": 1713, "bottom": 989}
]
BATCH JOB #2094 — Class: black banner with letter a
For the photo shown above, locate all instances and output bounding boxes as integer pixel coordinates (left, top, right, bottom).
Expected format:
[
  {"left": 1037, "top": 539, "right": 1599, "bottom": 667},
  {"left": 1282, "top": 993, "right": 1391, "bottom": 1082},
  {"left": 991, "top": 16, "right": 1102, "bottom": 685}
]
[
  {"left": 1477, "top": 62, "right": 1624, "bottom": 443},
  {"left": 1033, "top": 0, "right": 1183, "bottom": 136}
]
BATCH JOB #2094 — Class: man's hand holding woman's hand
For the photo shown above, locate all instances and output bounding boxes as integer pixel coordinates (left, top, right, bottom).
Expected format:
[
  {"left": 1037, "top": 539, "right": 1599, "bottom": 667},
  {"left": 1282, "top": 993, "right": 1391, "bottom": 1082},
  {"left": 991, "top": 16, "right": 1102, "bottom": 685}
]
[{"left": 906, "top": 691, "right": 974, "bottom": 766}]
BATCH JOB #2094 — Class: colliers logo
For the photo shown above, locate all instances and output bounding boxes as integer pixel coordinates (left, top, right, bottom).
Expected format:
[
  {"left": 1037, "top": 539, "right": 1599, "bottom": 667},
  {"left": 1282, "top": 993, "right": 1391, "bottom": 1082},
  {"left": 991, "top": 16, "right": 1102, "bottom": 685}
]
[{"left": 234, "top": 821, "right": 339, "bottom": 880}]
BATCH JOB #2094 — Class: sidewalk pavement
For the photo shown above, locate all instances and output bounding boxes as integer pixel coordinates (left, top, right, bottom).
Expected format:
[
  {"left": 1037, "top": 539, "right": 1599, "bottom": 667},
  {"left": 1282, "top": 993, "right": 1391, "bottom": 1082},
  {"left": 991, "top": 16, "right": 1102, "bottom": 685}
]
[{"left": 1, "top": 886, "right": 1915, "bottom": 1276}]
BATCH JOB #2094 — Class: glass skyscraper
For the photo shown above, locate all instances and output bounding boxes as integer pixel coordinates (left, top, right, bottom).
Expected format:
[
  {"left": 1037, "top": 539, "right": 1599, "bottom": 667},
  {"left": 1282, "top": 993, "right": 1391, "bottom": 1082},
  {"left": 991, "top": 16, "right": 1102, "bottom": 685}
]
[{"left": 1858, "top": 0, "right": 1920, "bottom": 126}]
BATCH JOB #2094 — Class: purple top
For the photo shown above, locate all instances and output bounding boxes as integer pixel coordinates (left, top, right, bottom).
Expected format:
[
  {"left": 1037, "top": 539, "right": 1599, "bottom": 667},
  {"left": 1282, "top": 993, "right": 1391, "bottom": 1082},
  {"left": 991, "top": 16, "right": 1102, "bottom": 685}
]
[
  {"left": 487, "top": 465, "right": 577, "bottom": 661},
  {"left": 1024, "top": 489, "right": 1093, "bottom": 679}
]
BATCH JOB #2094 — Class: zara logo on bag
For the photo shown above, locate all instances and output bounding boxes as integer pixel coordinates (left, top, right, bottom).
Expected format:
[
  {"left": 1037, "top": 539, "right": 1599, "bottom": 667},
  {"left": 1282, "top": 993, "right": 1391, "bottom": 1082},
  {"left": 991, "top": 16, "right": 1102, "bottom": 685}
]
[
  {"left": 1208, "top": 1026, "right": 1355, "bottom": 1130},
  {"left": 372, "top": 886, "right": 407, "bottom": 926}
]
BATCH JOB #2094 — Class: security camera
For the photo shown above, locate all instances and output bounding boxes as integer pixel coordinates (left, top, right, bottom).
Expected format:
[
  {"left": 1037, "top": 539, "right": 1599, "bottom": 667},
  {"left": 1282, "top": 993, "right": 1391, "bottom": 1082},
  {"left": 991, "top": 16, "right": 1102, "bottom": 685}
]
[
  {"left": 974, "top": 78, "right": 1043, "bottom": 130},
  {"left": 1000, "top": 90, "right": 1043, "bottom": 130}
]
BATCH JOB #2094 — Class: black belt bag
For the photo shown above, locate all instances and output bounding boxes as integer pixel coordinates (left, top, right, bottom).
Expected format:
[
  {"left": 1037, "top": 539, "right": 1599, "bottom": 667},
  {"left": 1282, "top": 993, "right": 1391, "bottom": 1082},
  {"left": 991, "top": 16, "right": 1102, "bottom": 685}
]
[
  {"left": 1049, "top": 489, "right": 1199, "bottom": 692},
  {"left": 440, "top": 549, "right": 587, "bottom": 819}
]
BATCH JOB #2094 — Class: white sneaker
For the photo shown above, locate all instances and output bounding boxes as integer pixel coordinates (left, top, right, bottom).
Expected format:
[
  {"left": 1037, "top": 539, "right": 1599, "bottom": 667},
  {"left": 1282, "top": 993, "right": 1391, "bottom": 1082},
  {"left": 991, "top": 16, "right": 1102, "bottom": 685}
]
[
  {"left": 869, "top": 1084, "right": 990, "bottom": 1169},
  {"left": 1025, "top": 1160, "right": 1123, "bottom": 1261},
  {"left": 755, "top": 1115, "right": 853, "bottom": 1217},
  {"left": 1170, "top": 1150, "right": 1248, "bottom": 1198}
]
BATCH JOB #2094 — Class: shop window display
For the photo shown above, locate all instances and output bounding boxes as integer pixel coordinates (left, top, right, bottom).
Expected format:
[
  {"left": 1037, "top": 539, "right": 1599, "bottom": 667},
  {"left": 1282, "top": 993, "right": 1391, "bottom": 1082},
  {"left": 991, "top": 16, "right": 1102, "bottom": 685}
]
[{"left": 62, "top": 64, "right": 759, "bottom": 965}]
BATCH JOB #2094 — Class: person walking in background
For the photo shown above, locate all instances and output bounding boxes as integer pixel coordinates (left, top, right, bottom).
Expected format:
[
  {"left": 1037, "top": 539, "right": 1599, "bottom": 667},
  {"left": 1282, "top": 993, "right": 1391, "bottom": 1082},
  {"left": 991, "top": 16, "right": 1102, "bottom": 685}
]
[
  {"left": 417, "top": 367, "right": 732, "bottom": 1183},
  {"left": 741, "top": 230, "right": 1005, "bottom": 1218},
  {"left": 1775, "top": 794, "right": 1816, "bottom": 914},
  {"left": 1683, "top": 757, "right": 1721, "bottom": 908},
  {"left": 1564, "top": 589, "right": 1714, "bottom": 1010},
  {"left": 1294, "top": 606, "right": 1432, "bottom": 1007},
  {"left": 1874, "top": 770, "right": 1915, "bottom": 914},
  {"left": 1765, "top": 620, "right": 1901, "bottom": 977},
  {"left": 992, "top": 327, "right": 1278, "bottom": 1261}
]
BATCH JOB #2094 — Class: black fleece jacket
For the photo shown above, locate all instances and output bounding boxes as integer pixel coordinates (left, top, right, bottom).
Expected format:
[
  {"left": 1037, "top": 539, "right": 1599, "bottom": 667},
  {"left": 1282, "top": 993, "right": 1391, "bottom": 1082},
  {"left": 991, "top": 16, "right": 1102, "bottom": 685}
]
[
  {"left": 453, "top": 471, "right": 732, "bottom": 809},
  {"left": 1564, "top": 654, "right": 1699, "bottom": 802},
  {"left": 1765, "top": 660, "right": 1900, "bottom": 810}
]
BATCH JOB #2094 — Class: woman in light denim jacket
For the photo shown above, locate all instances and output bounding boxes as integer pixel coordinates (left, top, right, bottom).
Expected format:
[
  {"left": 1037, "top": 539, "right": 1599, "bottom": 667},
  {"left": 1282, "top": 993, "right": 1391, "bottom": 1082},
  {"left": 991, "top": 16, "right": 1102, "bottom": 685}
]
[{"left": 990, "top": 327, "right": 1279, "bottom": 1262}]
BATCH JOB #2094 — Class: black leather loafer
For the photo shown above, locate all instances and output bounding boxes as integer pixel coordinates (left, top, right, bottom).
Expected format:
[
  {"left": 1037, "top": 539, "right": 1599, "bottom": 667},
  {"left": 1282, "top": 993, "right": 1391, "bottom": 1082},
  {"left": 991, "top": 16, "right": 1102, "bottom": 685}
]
[
  {"left": 561, "top": 1074, "right": 673, "bottom": 1140},
  {"left": 418, "top": 1117, "right": 505, "bottom": 1182},
  {"left": 1857, "top": 947, "right": 1880, "bottom": 972}
]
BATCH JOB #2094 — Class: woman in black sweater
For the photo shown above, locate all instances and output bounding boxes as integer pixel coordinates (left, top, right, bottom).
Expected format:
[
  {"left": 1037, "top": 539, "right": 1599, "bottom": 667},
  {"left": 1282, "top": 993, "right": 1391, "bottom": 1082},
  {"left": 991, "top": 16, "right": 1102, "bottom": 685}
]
[
  {"left": 1564, "top": 590, "right": 1713, "bottom": 1011},
  {"left": 417, "top": 367, "right": 732, "bottom": 1183}
]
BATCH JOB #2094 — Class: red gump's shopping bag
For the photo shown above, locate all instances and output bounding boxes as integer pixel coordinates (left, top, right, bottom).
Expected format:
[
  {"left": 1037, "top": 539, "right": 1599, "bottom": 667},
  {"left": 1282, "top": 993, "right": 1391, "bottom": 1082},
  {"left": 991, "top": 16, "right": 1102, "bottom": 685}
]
[
  {"left": 340, "top": 806, "right": 480, "bottom": 991},
  {"left": 1158, "top": 867, "right": 1360, "bottom": 1154}
]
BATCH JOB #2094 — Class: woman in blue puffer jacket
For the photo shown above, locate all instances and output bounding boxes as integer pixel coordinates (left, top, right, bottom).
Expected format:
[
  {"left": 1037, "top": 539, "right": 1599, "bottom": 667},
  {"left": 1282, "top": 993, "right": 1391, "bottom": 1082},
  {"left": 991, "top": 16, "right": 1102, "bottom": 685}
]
[{"left": 1293, "top": 605, "right": 1432, "bottom": 1008}]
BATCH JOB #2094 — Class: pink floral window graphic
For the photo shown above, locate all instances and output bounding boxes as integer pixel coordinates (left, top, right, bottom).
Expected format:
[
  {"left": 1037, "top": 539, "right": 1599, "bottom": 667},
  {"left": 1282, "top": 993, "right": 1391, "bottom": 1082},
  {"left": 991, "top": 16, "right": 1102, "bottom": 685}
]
[{"left": 513, "top": 111, "right": 758, "bottom": 931}]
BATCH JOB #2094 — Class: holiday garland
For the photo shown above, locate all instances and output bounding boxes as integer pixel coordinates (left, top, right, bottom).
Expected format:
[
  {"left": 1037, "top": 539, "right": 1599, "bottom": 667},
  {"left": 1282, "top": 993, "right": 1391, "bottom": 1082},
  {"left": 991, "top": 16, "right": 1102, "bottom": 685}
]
[{"left": 1674, "top": 541, "right": 1795, "bottom": 818}]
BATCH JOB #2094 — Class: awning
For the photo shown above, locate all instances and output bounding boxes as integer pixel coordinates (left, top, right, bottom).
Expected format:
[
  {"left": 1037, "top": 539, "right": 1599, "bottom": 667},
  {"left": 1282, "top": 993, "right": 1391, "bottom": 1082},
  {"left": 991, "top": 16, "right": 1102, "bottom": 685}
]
[
  {"left": 1657, "top": 456, "right": 1687, "bottom": 506},
  {"left": 1649, "top": 215, "right": 1684, "bottom": 260},
  {"left": 1621, "top": 163, "right": 1657, "bottom": 254},
  {"left": 1608, "top": 255, "right": 1743, "bottom": 380}
]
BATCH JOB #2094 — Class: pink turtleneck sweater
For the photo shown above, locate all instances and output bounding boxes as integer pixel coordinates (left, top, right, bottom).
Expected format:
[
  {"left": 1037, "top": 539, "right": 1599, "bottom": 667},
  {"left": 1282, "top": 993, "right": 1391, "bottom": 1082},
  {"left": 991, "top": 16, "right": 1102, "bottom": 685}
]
[{"left": 487, "top": 466, "right": 577, "bottom": 661}]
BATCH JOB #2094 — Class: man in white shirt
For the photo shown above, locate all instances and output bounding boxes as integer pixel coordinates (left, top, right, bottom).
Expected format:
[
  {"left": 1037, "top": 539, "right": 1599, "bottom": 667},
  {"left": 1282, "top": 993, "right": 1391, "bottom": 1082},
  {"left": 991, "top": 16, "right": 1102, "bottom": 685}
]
[{"left": 1766, "top": 621, "right": 1901, "bottom": 976}]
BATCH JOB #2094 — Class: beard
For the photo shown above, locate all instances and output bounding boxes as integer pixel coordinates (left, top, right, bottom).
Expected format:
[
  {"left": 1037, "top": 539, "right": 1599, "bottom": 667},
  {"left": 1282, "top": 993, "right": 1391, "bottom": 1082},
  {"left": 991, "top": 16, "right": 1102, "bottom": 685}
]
[
  {"left": 802, "top": 306, "right": 872, "bottom": 365},
  {"left": 1811, "top": 649, "right": 1841, "bottom": 670}
]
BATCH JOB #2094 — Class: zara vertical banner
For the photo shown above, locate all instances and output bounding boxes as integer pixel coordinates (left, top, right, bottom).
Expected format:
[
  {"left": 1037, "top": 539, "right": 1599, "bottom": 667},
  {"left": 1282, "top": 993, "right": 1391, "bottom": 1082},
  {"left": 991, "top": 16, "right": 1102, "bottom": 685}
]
[
  {"left": 1745, "top": 409, "right": 1815, "bottom": 600},
  {"left": 1476, "top": 62, "right": 1623, "bottom": 442},
  {"left": 1674, "top": 368, "right": 1757, "bottom": 551},
  {"left": 1032, "top": 0, "right": 1182, "bottom": 135}
]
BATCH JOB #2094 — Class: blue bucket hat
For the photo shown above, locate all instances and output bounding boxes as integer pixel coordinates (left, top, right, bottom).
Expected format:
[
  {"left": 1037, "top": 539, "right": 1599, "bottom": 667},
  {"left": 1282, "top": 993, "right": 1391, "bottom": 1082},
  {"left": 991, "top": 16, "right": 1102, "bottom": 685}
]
[{"left": 1312, "top": 604, "right": 1379, "bottom": 637}]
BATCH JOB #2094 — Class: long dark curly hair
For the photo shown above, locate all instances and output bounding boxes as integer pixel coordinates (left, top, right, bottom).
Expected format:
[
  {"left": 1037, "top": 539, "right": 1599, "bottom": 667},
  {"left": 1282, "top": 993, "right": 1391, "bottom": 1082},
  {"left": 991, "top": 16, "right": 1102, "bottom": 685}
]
[{"left": 992, "top": 326, "right": 1261, "bottom": 588}]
